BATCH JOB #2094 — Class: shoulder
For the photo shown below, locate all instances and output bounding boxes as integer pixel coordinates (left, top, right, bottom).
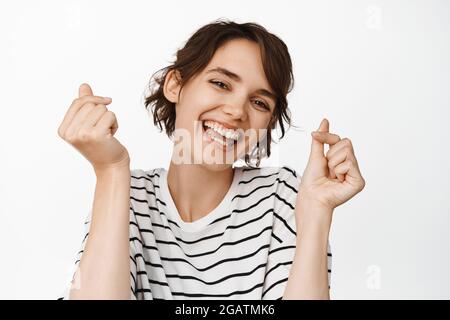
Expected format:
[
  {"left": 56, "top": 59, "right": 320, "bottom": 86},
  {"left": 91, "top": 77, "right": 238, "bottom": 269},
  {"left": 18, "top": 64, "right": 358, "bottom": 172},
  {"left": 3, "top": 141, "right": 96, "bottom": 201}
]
[
  {"left": 236, "top": 165, "right": 300, "bottom": 188},
  {"left": 128, "top": 168, "right": 165, "bottom": 216},
  {"left": 130, "top": 168, "right": 163, "bottom": 184}
]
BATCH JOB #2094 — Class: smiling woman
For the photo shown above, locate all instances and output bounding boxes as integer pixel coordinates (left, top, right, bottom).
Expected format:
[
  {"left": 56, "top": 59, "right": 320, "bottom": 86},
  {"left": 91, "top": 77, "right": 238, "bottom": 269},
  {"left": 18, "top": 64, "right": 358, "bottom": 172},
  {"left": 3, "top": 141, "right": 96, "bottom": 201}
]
[
  {"left": 145, "top": 20, "right": 294, "bottom": 166},
  {"left": 58, "top": 19, "right": 336, "bottom": 300}
]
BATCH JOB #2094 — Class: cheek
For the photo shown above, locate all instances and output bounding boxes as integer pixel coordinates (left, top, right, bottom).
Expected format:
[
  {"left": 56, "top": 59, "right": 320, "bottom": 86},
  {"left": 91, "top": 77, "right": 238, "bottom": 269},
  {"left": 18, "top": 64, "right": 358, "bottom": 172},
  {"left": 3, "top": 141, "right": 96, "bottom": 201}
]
[
  {"left": 249, "top": 112, "right": 272, "bottom": 130},
  {"left": 249, "top": 115, "right": 272, "bottom": 144},
  {"left": 181, "top": 90, "right": 219, "bottom": 119},
  {"left": 196, "top": 88, "right": 221, "bottom": 109}
]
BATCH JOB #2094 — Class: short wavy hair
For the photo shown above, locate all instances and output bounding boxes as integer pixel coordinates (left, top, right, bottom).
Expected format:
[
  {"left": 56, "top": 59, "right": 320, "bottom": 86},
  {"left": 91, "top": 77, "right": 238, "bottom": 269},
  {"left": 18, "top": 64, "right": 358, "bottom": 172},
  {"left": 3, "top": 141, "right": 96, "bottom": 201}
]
[{"left": 144, "top": 19, "right": 295, "bottom": 166}]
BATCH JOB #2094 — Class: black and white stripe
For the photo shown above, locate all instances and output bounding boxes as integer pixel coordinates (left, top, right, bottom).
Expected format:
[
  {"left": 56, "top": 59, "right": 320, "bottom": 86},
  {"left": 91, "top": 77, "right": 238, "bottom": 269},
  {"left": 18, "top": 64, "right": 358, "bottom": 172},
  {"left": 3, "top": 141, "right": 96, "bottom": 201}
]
[{"left": 59, "top": 166, "right": 332, "bottom": 300}]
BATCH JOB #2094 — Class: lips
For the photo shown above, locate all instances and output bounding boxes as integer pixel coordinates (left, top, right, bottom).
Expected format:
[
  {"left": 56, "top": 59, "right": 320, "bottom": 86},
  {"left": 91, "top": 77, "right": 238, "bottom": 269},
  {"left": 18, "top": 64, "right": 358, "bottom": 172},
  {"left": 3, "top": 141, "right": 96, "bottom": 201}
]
[
  {"left": 201, "top": 121, "right": 237, "bottom": 151},
  {"left": 203, "top": 119, "right": 241, "bottom": 139},
  {"left": 202, "top": 118, "right": 238, "bottom": 130}
]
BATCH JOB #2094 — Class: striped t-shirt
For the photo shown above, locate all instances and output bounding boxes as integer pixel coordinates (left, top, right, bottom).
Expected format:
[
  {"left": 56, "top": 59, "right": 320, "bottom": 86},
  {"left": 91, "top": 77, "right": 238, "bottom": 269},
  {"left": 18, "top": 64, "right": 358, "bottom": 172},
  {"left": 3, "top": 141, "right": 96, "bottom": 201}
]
[{"left": 60, "top": 165, "right": 332, "bottom": 300}]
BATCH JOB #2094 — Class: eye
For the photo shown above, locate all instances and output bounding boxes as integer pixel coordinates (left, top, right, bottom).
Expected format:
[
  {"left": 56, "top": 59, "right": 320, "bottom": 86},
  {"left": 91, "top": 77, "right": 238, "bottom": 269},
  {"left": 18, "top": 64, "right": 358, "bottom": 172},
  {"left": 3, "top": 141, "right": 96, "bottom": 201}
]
[
  {"left": 209, "top": 80, "right": 229, "bottom": 90},
  {"left": 252, "top": 99, "right": 270, "bottom": 110}
]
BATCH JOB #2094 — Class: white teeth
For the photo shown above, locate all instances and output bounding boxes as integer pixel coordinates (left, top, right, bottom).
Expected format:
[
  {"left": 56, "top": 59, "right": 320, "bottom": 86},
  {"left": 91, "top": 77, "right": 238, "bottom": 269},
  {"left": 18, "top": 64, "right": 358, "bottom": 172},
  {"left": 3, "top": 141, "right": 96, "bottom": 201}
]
[
  {"left": 203, "top": 120, "right": 240, "bottom": 141},
  {"left": 210, "top": 135, "right": 226, "bottom": 146}
]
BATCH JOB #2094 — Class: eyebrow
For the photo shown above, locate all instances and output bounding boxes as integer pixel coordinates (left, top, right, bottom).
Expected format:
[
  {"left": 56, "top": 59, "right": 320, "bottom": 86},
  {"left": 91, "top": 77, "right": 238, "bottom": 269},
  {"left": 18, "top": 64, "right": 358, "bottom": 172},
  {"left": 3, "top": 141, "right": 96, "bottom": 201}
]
[{"left": 206, "top": 67, "right": 277, "bottom": 102}]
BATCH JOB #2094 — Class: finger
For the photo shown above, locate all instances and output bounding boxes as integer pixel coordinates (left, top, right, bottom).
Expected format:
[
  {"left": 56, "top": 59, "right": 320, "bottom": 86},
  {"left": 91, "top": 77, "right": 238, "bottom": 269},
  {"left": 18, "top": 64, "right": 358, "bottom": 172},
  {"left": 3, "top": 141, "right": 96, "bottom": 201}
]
[
  {"left": 334, "top": 160, "right": 351, "bottom": 182},
  {"left": 59, "top": 96, "right": 112, "bottom": 135},
  {"left": 79, "top": 83, "right": 93, "bottom": 98},
  {"left": 326, "top": 138, "right": 353, "bottom": 159},
  {"left": 79, "top": 104, "right": 108, "bottom": 130},
  {"left": 327, "top": 148, "right": 349, "bottom": 181},
  {"left": 334, "top": 158, "right": 363, "bottom": 183},
  {"left": 64, "top": 103, "right": 97, "bottom": 137},
  {"left": 73, "top": 95, "right": 112, "bottom": 108},
  {"left": 329, "top": 166, "right": 337, "bottom": 180},
  {"left": 326, "top": 140, "right": 347, "bottom": 160},
  {"left": 309, "top": 118, "right": 329, "bottom": 161},
  {"left": 111, "top": 117, "right": 118, "bottom": 136},
  {"left": 311, "top": 132, "right": 341, "bottom": 147},
  {"left": 95, "top": 110, "right": 118, "bottom": 137}
]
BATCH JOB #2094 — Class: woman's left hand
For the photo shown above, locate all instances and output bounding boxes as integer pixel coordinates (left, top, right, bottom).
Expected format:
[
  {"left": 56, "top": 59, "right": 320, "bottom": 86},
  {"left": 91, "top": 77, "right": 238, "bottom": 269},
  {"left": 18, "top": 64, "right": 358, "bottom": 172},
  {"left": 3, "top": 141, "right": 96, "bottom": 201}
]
[{"left": 299, "top": 118, "right": 366, "bottom": 211}]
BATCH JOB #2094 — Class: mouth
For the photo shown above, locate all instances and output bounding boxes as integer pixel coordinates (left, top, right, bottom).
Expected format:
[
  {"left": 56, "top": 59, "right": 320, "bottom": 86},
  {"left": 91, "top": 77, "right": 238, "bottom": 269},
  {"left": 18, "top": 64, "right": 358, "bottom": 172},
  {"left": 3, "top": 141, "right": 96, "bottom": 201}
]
[{"left": 201, "top": 120, "right": 240, "bottom": 151}]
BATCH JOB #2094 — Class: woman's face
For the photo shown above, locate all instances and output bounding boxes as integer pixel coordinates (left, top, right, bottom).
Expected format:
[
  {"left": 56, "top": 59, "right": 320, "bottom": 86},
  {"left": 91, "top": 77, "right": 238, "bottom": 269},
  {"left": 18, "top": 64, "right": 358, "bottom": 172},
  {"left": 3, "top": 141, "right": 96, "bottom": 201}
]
[{"left": 164, "top": 38, "right": 276, "bottom": 171}]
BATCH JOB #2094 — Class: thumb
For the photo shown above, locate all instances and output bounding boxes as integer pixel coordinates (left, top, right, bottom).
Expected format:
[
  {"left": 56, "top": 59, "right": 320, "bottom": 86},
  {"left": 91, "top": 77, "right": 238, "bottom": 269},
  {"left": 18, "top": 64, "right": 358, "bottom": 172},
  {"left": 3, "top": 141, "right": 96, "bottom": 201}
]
[
  {"left": 309, "top": 118, "right": 329, "bottom": 160},
  {"left": 79, "top": 83, "right": 93, "bottom": 97}
]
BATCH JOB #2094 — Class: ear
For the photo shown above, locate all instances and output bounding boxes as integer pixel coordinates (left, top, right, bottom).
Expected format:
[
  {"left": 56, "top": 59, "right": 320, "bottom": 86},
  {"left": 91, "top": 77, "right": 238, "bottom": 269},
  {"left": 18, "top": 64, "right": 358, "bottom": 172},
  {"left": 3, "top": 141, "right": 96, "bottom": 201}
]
[{"left": 163, "top": 69, "right": 182, "bottom": 103}]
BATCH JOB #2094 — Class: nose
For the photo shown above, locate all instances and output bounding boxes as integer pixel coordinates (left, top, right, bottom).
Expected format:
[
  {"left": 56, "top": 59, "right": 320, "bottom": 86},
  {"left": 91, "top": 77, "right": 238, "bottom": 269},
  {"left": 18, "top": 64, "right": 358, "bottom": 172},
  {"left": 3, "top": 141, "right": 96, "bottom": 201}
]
[{"left": 221, "top": 99, "right": 248, "bottom": 122}]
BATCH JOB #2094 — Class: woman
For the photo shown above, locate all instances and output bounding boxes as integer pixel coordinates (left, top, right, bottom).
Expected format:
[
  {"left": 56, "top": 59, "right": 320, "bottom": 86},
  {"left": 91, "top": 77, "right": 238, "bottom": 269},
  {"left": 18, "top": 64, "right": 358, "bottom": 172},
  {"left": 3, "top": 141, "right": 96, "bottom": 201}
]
[{"left": 58, "top": 20, "right": 365, "bottom": 300}]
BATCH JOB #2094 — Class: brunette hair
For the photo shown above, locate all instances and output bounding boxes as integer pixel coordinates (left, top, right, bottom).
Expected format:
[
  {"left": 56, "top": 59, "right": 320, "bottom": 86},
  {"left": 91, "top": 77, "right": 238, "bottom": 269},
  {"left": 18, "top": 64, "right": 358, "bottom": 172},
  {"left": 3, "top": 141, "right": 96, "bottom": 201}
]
[{"left": 144, "top": 19, "right": 295, "bottom": 166}]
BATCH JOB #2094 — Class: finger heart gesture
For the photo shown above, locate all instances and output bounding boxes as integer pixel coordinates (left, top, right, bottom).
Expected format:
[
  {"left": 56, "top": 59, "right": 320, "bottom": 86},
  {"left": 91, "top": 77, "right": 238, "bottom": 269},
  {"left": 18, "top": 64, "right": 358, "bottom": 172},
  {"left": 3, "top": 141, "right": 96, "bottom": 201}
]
[{"left": 299, "top": 118, "right": 366, "bottom": 210}]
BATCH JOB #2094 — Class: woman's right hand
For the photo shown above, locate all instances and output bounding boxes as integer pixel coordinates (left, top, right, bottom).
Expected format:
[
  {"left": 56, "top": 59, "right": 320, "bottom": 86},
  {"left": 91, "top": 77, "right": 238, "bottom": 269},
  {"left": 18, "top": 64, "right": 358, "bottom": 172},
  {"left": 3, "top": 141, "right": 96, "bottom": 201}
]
[{"left": 58, "top": 83, "right": 130, "bottom": 172}]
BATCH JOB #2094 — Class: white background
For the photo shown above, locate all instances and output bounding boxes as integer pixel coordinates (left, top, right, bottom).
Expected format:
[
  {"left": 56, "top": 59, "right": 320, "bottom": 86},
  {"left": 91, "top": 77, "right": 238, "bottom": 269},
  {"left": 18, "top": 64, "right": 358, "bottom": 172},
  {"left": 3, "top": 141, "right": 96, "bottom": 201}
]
[{"left": 0, "top": 0, "right": 449, "bottom": 299}]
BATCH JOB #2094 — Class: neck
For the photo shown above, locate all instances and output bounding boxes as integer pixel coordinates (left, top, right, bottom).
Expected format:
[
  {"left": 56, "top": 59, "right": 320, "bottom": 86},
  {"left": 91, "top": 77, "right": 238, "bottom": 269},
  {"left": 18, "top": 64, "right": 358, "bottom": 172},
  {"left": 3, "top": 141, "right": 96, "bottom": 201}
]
[{"left": 166, "top": 162, "right": 234, "bottom": 223}]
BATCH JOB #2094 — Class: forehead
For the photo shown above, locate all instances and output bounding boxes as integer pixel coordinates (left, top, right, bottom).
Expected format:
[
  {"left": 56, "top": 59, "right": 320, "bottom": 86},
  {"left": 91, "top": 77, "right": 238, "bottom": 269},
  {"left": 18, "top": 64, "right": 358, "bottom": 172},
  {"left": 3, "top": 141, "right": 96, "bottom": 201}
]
[{"left": 202, "top": 38, "right": 272, "bottom": 91}]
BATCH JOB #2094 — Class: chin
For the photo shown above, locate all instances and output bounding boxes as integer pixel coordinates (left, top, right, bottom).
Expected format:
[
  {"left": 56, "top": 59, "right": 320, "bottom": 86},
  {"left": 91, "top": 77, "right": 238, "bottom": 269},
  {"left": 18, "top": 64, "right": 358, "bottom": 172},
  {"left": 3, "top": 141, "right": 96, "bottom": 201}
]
[{"left": 200, "top": 162, "right": 234, "bottom": 172}]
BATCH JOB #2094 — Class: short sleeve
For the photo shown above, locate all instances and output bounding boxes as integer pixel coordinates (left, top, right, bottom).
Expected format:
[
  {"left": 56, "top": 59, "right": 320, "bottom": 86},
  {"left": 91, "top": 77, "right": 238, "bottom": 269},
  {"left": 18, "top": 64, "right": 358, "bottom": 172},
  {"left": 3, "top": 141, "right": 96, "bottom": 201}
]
[
  {"left": 261, "top": 166, "right": 332, "bottom": 300},
  {"left": 129, "top": 199, "right": 154, "bottom": 300},
  {"left": 58, "top": 209, "right": 138, "bottom": 300}
]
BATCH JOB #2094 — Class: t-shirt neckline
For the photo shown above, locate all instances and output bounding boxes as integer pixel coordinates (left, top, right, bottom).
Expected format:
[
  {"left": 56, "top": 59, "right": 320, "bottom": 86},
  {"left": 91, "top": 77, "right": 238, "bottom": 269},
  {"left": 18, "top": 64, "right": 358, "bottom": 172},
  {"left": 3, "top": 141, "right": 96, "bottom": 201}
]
[{"left": 158, "top": 167, "right": 241, "bottom": 232}]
